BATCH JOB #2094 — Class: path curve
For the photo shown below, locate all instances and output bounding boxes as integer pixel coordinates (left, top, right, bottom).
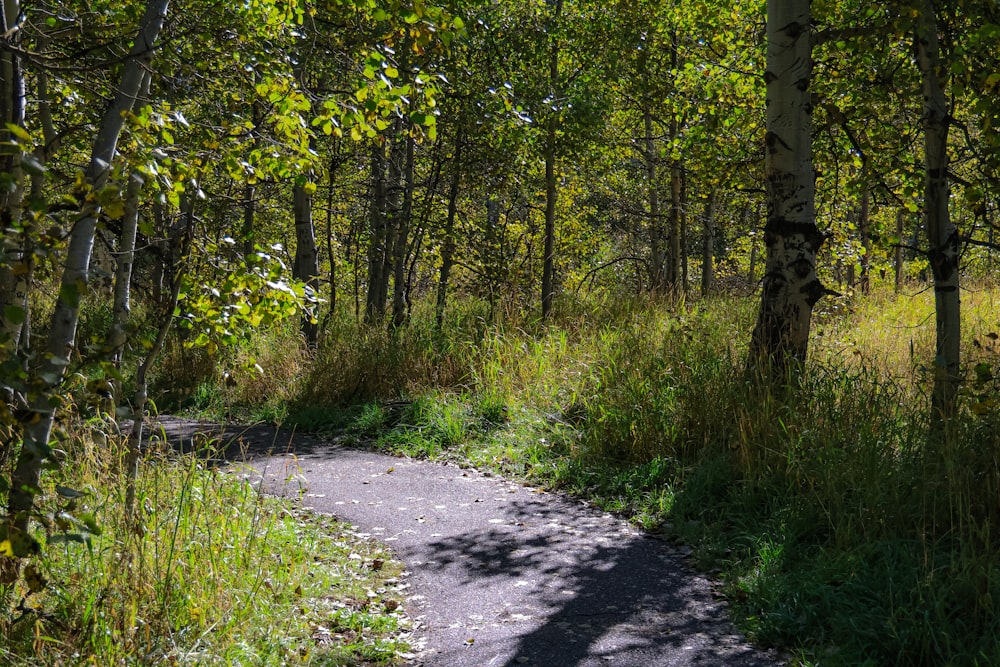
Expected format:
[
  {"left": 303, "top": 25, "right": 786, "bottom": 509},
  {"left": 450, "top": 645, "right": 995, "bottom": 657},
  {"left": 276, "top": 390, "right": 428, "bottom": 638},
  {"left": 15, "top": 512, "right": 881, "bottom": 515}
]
[{"left": 153, "top": 418, "right": 782, "bottom": 667}]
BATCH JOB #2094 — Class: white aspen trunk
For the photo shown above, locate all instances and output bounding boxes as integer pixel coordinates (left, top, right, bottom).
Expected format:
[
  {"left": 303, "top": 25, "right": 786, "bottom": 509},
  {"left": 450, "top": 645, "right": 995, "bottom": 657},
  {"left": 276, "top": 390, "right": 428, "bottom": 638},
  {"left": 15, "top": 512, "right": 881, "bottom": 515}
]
[
  {"left": 915, "top": 0, "right": 960, "bottom": 424},
  {"left": 680, "top": 170, "right": 688, "bottom": 293},
  {"left": 109, "top": 73, "right": 152, "bottom": 379},
  {"left": 2, "top": 0, "right": 169, "bottom": 580},
  {"left": 748, "top": 0, "right": 826, "bottom": 378},
  {"left": 109, "top": 172, "right": 144, "bottom": 369},
  {"left": 391, "top": 133, "right": 415, "bottom": 329}
]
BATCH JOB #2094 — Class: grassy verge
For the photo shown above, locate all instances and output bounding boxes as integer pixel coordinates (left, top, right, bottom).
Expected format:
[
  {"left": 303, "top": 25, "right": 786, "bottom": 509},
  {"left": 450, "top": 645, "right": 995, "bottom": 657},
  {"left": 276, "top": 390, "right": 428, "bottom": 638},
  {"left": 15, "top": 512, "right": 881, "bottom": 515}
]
[
  {"left": 145, "top": 289, "right": 1000, "bottom": 667},
  {"left": 164, "top": 286, "right": 1000, "bottom": 666},
  {"left": 0, "top": 424, "right": 412, "bottom": 666}
]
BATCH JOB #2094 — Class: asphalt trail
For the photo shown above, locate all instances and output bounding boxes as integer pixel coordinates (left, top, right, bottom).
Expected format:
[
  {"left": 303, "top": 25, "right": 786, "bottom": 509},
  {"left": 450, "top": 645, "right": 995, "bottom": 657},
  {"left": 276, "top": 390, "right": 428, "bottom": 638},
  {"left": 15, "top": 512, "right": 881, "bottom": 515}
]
[{"left": 154, "top": 418, "right": 782, "bottom": 667}]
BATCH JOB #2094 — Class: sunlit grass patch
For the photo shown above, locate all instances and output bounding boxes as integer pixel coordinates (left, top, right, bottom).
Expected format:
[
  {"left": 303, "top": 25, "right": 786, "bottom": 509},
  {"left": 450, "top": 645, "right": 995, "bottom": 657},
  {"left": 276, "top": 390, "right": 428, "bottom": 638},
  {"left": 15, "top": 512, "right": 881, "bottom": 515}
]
[
  {"left": 0, "top": 433, "right": 411, "bottom": 666},
  {"left": 182, "top": 288, "right": 1000, "bottom": 667}
]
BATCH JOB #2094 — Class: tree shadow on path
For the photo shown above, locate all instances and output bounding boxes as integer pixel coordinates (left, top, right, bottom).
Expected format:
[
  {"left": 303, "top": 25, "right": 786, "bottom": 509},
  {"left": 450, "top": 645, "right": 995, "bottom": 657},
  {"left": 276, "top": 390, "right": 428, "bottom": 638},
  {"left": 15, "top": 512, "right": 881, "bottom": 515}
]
[
  {"left": 151, "top": 418, "right": 781, "bottom": 667},
  {"left": 413, "top": 498, "right": 778, "bottom": 667}
]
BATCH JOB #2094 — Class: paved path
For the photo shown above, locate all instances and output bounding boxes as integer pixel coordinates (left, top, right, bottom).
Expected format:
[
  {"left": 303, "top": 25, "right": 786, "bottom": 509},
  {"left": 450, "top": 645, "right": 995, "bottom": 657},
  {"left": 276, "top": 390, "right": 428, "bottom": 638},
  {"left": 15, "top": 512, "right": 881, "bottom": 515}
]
[{"left": 154, "top": 418, "right": 782, "bottom": 667}]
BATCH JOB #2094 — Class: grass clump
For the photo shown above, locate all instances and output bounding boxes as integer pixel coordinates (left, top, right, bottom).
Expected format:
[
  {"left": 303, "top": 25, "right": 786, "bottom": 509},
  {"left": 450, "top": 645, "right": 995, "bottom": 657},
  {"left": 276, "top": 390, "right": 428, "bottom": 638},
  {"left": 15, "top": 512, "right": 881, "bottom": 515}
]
[{"left": 0, "top": 425, "right": 412, "bottom": 666}]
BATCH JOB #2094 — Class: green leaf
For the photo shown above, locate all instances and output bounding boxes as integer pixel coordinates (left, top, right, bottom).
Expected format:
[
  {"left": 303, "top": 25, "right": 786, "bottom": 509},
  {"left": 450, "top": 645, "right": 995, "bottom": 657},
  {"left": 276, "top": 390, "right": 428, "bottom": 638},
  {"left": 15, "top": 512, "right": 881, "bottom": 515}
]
[
  {"left": 4, "top": 305, "right": 26, "bottom": 325},
  {"left": 59, "top": 282, "right": 81, "bottom": 309},
  {"left": 78, "top": 513, "right": 102, "bottom": 536},
  {"left": 0, "top": 527, "right": 40, "bottom": 557},
  {"left": 6, "top": 123, "right": 29, "bottom": 141}
]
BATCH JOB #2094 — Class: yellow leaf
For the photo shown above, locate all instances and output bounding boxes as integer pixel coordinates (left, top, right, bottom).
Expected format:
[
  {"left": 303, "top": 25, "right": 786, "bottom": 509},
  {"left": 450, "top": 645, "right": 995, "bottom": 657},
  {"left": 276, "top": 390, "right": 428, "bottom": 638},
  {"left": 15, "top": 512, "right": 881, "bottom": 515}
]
[{"left": 0, "top": 540, "right": 13, "bottom": 557}]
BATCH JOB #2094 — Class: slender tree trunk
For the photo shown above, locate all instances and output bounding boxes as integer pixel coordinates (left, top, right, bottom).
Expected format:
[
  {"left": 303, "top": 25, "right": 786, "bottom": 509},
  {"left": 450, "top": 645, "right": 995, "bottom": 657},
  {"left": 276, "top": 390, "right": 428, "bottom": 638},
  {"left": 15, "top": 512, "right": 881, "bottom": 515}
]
[
  {"left": 541, "top": 0, "right": 562, "bottom": 319},
  {"left": 915, "top": 0, "right": 960, "bottom": 425},
  {"left": 667, "top": 133, "right": 682, "bottom": 293},
  {"left": 486, "top": 198, "right": 501, "bottom": 320},
  {"left": 242, "top": 182, "right": 256, "bottom": 262},
  {"left": 0, "top": 0, "right": 26, "bottom": 359},
  {"left": 701, "top": 189, "right": 717, "bottom": 296},
  {"left": 644, "top": 107, "right": 664, "bottom": 292},
  {"left": 436, "top": 139, "right": 462, "bottom": 332},
  {"left": 109, "top": 72, "right": 152, "bottom": 394},
  {"left": 366, "top": 144, "right": 388, "bottom": 323},
  {"left": 858, "top": 187, "right": 871, "bottom": 294},
  {"left": 680, "top": 169, "right": 688, "bottom": 294},
  {"left": 747, "top": 0, "right": 826, "bottom": 379},
  {"left": 542, "top": 120, "right": 557, "bottom": 318},
  {"left": 2, "top": 0, "right": 169, "bottom": 581},
  {"left": 845, "top": 205, "right": 857, "bottom": 287},
  {"left": 324, "top": 153, "right": 339, "bottom": 327},
  {"left": 109, "top": 172, "right": 144, "bottom": 374},
  {"left": 894, "top": 208, "right": 905, "bottom": 292},
  {"left": 391, "top": 133, "right": 415, "bottom": 329},
  {"left": 293, "top": 179, "right": 320, "bottom": 346},
  {"left": 124, "top": 197, "right": 192, "bottom": 519}
]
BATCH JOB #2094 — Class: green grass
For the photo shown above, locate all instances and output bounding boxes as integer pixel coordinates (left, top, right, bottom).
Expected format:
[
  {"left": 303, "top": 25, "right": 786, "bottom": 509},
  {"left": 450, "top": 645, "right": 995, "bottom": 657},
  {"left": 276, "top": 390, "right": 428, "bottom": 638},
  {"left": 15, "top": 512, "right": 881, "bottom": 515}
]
[
  {"left": 0, "top": 424, "right": 411, "bottom": 666},
  {"left": 143, "top": 286, "right": 1000, "bottom": 667}
]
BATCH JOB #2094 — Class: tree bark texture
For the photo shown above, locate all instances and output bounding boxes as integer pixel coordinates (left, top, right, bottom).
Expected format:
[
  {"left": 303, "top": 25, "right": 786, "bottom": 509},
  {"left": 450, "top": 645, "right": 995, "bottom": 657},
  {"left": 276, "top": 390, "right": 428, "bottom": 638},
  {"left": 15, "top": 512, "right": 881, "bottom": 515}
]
[
  {"left": 915, "top": 0, "right": 960, "bottom": 424},
  {"left": 0, "top": 0, "right": 27, "bottom": 354},
  {"left": 541, "top": 0, "right": 562, "bottom": 319},
  {"left": 894, "top": 208, "right": 905, "bottom": 293},
  {"left": 293, "top": 179, "right": 320, "bottom": 345},
  {"left": 366, "top": 143, "right": 388, "bottom": 323},
  {"left": 109, "top": 72, "right": 152, "bottom": 380},
  {"left": 391, "top": 133, "right": 415, "bottom": 329},
  {"left": 748, "top": 0, "right": 826, "bottom": 378},
  {"left": 643, "top": 106, "right": 664, "bottom": 292},
  {"left": 667, "top": 129, "right": 681, "bottom": 292},
  {"left": 436, "top": 138, "right": 462, "bottom": 332},
  {"left": 2, "top": 0, "right": 170, "bottom": 582}
]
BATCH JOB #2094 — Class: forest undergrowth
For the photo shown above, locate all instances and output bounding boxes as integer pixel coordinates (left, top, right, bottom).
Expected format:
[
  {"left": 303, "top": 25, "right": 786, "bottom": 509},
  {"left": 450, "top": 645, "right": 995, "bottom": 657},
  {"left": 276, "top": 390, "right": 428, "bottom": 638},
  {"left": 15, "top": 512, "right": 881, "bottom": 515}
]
[
  {"left": 165, "top": 282, "right": 1000, "bottom": 667},
  {"left": 27, "top": 283, "right": 998, "bottom": 666},
  {"left": 0, "top": 419, "right": 413, "bottom": 666}
]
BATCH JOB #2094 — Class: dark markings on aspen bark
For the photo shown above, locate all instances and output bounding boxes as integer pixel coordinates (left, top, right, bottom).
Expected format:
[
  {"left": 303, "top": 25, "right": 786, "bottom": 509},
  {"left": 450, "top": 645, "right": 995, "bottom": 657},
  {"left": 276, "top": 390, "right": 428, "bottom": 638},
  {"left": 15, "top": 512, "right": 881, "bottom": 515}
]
[
  {"left": 795, "top": 77, "right": 809, "bottom": 92},
  {"left": 927, "top": 168, "right": 947, "bottom": 179},
  {"left": 763, "top": 70, "right": 777, "bottom": 84},
  {"left": 764, "top": 218, "right": 826, "bottom": 250},
  {"left": 783, "top": 21, "right": 803, "bottom": 38},
  {"left": 802, "top": 279, "right": 827, "bottom": 306},
  {"left": 764, "top": 131, "right": 790, "bottom": 153},
  {"left": 790, "top": 257, "right": 814, "bottom": 279}
]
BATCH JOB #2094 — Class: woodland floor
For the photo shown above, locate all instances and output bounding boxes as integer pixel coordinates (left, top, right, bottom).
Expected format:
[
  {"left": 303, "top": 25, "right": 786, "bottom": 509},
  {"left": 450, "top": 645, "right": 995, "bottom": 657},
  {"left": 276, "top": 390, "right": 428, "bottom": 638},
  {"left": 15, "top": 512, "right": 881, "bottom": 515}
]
[{"left": 154, "top": 417, "right": 784, "bottom": 667}]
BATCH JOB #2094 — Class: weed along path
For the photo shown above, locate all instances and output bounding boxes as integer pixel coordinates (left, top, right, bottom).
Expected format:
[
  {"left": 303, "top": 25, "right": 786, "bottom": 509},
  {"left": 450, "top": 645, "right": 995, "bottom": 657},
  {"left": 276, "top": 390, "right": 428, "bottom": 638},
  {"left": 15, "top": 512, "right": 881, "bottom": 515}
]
[{"left": 155, "top": 418, "right": 782, "bottom": 667}]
